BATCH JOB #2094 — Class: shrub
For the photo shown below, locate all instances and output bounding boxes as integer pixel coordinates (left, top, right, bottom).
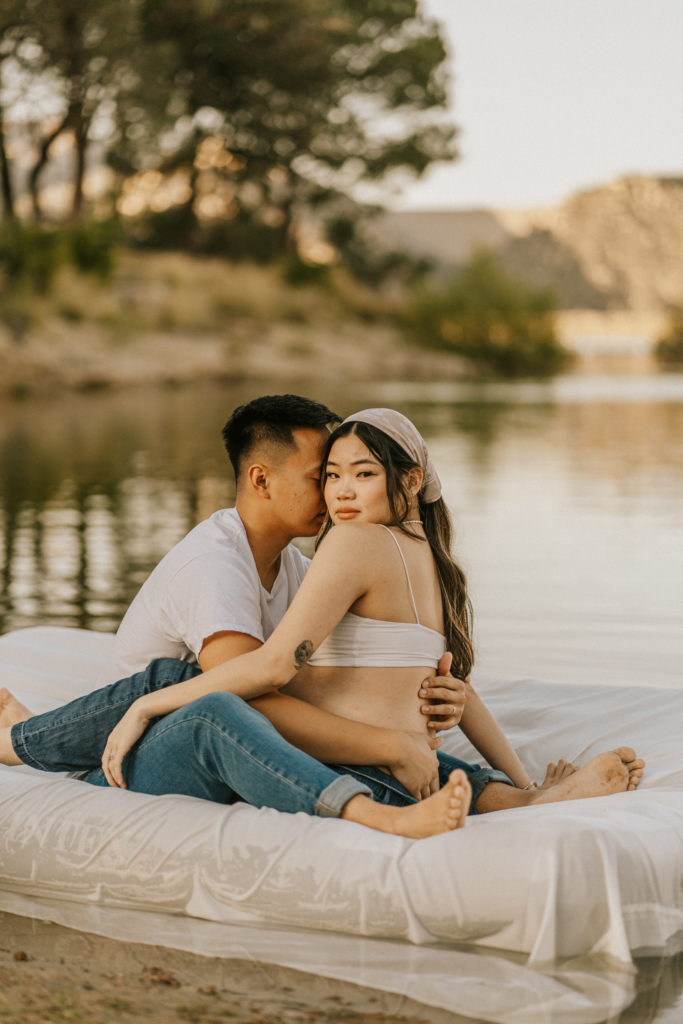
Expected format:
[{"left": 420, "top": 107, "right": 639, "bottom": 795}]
[
  {"left": 65, "top": 218, "right": 119, "bottom": 279},
  {"left": 126, "top": 204, "right": 282, "bottom": 264},
  {"left": 402, "top": 250, "right": 572, "bottom": 377},
  {"left": 0, "top": 222, "right": 65, "bottom": 290},
  {"left": 654, "top": 307, "right": 683, "bottom": 365},
  {"left": 279, "top": 253, "right": 329, "bottom": 287},
  {"left": 0, "top": 288, "right": 39, "bottom": 342},
  {"left": 0, "top": 219, "right": 118, "bottom": 290}
]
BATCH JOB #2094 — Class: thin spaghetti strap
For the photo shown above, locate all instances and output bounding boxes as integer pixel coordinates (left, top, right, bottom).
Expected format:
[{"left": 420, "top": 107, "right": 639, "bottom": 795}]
[{"left": 378, "top": 525, "right": 420, "bottom": 624}]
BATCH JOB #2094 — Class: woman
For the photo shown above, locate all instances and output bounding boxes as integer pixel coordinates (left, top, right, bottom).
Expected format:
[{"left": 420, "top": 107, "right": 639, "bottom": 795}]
[{"left": 1, "top": 410, "right": 643, "bottom": 836}]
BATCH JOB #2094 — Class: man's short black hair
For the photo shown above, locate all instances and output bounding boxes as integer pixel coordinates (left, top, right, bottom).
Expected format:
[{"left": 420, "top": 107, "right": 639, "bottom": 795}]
[{"left": 222, "top": 394, "right": 341, "bottom": 480}]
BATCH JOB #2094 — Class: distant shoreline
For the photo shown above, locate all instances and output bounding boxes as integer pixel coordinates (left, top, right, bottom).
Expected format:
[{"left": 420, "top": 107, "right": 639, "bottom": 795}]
[{"left": 0, "top": 249, "right": 667, "bottom": 399}]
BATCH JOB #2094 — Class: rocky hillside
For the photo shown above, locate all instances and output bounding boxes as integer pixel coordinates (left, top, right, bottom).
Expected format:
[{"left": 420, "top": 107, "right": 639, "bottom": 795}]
[{"left": 377, "top": 175, "right": 683, "bottom": 313}]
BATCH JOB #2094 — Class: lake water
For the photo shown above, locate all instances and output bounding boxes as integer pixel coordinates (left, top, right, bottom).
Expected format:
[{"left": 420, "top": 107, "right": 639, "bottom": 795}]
[
  {"left": 2, "top": 368, "right": 682, "bottom": 688},
  {"left": 1, "top": 366, "right": 682, "bottom": 1024}
]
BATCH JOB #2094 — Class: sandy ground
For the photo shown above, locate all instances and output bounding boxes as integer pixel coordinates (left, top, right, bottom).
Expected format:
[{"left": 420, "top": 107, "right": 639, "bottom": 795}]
[{"left": 0, "top": 912, "right": 467, "bottom": 1024}]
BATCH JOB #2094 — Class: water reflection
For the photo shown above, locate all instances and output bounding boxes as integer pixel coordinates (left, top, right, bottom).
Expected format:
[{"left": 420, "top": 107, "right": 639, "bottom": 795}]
[
  {"left": 0, "top": 377, "right": 681, "bottom": 686},
  {"left": 0, "top": 386, "right": 239, "bottom": 634},
  {"left": 623, "top": 949, "right": 683, "bottom": 1024}
]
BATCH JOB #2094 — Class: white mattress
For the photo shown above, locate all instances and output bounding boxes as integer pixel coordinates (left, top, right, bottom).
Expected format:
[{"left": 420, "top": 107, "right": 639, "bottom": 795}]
[{"left": 1, "top": 626, "right": 682, "bottom": 1021}]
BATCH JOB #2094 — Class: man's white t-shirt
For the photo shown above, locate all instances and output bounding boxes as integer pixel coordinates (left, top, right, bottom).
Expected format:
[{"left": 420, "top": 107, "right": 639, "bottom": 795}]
[{"left": 100, "top": 508, "right": 310, "bottom": 684}]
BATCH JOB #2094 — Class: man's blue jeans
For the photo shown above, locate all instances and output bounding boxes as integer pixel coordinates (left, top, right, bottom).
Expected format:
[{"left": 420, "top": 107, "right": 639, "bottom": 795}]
[
  {"left": 11, "top": 659, "right": 370, "bottom": 817},
  {"left": 12, "top": 658, "right": 510, "bottom": 814}
]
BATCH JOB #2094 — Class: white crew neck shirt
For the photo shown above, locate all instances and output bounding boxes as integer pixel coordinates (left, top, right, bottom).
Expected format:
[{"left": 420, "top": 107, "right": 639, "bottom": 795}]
[{"left": 100, "top": 507, "right": 310, "bottom": 684}]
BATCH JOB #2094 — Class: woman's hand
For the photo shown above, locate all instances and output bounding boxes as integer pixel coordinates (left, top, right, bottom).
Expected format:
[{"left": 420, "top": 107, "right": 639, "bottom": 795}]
[
  {"left": 419, "top": 652, "right": 468, "bottom": 732},
  {"left": 389, "top": 730, "right": 442, "bottom": 800},
  {"left": 101, "top": 702, "right": 151, "bottom": 788}
]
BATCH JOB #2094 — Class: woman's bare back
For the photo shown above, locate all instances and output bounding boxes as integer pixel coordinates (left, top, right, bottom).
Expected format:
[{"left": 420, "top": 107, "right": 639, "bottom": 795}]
[{"left": 283, "top": 525, "right": 445, "bottom": 735}]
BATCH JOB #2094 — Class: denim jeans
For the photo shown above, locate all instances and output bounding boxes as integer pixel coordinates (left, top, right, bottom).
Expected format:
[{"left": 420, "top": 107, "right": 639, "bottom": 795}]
[
  {"left": 12, "top": 658, "right": 370, "bottom": 817},
  {"left": 11, "top": 656, "right": 511, "bottom": 816},
  {"left": 333, "top": 754, "right": 514, "bottom": 814}
]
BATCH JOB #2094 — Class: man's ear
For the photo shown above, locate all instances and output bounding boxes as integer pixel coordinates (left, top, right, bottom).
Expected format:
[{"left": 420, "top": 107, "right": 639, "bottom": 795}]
[
  {"left": 246, "top": 462, "right": 271, "bottom": 498},
  {"left": 407, "top": 466, "right": 424, "bottom": 495}
]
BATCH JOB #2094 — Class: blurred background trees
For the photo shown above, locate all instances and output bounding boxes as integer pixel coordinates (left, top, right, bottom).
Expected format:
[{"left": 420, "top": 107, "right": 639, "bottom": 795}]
[
  {"left": 0, "top": 0, "right": 455, "bottom": 259},
  {"left": 0, "top": 0, "right": 576, "bottom": 377}
]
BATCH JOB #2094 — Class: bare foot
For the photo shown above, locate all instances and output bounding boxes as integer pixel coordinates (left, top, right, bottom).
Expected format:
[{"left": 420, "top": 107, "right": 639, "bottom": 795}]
[
  {"left": 537, "top": 759, "right": 577, "bottom": 791},
  {"left": 0, "top": 688, "right": 33, "bottom": 729},
  {"left": 616, "top": 747, "right": 645, "bottom": 790},
  {"left": 343, "top": 770, "right": 472, "bottom": 839},
  {"left": 530, "top": 748, "right": 636, "bottom": 806}
]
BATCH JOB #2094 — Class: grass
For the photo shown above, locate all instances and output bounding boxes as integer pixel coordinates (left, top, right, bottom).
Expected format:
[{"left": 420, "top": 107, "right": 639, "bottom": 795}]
[{"left": 0, "top": 247, "right": 402, "bottom": 346}]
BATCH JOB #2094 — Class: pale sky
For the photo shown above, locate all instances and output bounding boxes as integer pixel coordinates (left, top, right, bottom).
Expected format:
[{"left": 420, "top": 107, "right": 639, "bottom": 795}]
[{"left": 395, "top": 0, "right": 683, "bottom": 211}]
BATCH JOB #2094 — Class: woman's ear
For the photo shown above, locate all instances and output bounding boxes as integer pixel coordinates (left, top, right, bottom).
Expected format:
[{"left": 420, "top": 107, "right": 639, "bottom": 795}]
[{"left": 407, "top": 466, "right": 424, "bottom": 495}]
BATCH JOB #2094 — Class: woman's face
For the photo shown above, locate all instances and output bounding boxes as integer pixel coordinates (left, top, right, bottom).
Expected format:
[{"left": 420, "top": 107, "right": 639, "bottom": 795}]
[{"left": 323, "top": 433, "right": 392, "bottom": 526}]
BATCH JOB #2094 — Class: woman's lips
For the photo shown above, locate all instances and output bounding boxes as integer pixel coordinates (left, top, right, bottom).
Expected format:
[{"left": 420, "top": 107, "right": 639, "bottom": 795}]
[{"left": 334, "top": 508, "right": 360, "bottom": 519}]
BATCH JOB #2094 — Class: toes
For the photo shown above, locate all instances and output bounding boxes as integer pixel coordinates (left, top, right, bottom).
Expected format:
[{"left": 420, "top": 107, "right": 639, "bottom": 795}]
[
  {"left": 613, "top": 746, "right": 637, "bottom": 764},
  {"left": 446, "top": 770, "right": 471, "bottom": 828}
]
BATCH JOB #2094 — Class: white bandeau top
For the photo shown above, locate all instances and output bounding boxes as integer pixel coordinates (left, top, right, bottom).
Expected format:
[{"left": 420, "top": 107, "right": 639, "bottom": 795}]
[{"left": 307, "top": 525, "right": 446, "bottom": 668}]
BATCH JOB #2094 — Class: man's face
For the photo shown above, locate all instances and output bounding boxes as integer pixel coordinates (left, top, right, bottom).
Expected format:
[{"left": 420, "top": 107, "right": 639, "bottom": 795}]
[{"left": 268, "top": 427, "right": 328, "bottom": 539}]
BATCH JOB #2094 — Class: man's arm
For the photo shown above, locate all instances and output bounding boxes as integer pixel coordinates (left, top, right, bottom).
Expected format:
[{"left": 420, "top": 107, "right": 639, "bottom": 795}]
[{"left": 199, "top": 631, "right": 440, "bottom": 788}]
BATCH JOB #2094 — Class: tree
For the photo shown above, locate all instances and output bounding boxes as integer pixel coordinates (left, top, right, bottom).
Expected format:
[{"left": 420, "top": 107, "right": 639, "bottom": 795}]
[
  {"left": 0, "top": 0, "right": 456, "bottom": 248},
  {"left": 402, "top": 250, "right": 573, "bottom": 377},
  {"left": 120, "top": 0, "right": 456, "bottom": 249},
  {"left": 0, "top": 0, "right": 167, "bottom": 221}
]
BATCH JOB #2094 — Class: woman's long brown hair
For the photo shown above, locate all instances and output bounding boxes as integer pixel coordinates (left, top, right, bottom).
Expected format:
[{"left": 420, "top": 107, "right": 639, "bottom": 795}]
[{"left": 317, "top": 421, "right": 474, "bottom": 679}]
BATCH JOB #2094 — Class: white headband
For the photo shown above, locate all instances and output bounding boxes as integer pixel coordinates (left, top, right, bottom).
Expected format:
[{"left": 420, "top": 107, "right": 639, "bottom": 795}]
[{"left": 341, "top": 408, "right": 442, "bottom": 503}]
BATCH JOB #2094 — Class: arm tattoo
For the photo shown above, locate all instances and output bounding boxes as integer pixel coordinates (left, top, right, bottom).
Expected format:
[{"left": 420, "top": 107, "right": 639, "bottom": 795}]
[{"left": 294, "top": 640, "right": 314, "bottom": 670}]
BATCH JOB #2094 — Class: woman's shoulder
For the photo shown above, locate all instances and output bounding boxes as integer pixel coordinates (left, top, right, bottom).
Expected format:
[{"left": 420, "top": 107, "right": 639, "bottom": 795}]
[
  {"left": 316, "top": 522, "right": 395, "bottom": 560},
  {"left": 321, "top": 522, "right": 394, "bottom": 546}
]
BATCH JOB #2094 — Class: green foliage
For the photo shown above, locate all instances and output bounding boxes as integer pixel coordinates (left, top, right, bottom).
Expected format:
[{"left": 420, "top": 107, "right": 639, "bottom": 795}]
[
  {"left": 402, "top": 250, "right": 572, "bottom": 377},
  {"left": 64, "top": 218, "right": 120, "bottom": 278},
  {"left": 0, "top": 286, "right": 39, "bottom": 342},
  {"left": 0, "top": 221, "right": 117, "bottom": 291},
  {"left": 654, "top": 307, "right": 683, "bottom": 365},
  {"left": 1, "top": 1, "right": 456, "bottom": 271},
  {"left": 0, "top": 221, "right": 64, "bottom": 290},
  {"left": 279, "top": 253, "right": 329, "bottom": 287},
  {"left": 125, "top": 204, "right": 284, "bottom": 263}
]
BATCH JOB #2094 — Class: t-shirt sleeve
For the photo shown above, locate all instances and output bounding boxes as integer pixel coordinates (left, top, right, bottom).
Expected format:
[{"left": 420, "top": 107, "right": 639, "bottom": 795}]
[{"left": 162, "top": 548, "right": 264, "bottom": 659}]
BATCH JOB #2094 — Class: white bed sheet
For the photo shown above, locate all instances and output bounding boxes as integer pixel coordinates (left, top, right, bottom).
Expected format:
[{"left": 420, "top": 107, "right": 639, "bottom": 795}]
[{"left": 1, "top": 626, "right": 682, "bottom": 1021}]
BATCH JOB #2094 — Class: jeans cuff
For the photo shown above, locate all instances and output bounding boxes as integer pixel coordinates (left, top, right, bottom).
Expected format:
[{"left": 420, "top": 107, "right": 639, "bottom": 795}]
[
  {"left": 314, "top": 774, "right": 372, "bottom": 818},
  {"left": 10, "top": 720, "right": 44, "bottom": 770}
]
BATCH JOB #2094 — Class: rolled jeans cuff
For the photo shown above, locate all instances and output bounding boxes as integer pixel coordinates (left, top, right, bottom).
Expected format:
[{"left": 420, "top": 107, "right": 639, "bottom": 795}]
[
  {"left": 314, "top": 773, "right": 371, "bottom": 818},
  {"left": 11, "top": 721, "right": 44, "bottom": 771}
]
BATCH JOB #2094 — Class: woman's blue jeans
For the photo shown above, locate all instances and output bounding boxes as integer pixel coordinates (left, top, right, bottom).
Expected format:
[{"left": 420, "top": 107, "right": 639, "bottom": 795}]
[{"left": 12, "top": 658, "right": 510, "bottom": 815}]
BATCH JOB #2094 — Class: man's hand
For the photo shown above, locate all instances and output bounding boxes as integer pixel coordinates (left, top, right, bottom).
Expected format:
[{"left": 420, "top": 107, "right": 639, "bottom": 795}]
[
  {"left": 101, "top": 701, "right": 152, "bottom": 788},
  {"left": 388, "top": 730, "right": 442, "bottom": 800},
  {"left": 419, "top": 652, "right": 468, "bottom": 732}
]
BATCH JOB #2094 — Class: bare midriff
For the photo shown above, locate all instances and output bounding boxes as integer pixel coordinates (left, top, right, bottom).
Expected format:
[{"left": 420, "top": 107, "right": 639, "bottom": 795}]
[{"left": 282, "top": 664, "right": 436, "bottom": 736}]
